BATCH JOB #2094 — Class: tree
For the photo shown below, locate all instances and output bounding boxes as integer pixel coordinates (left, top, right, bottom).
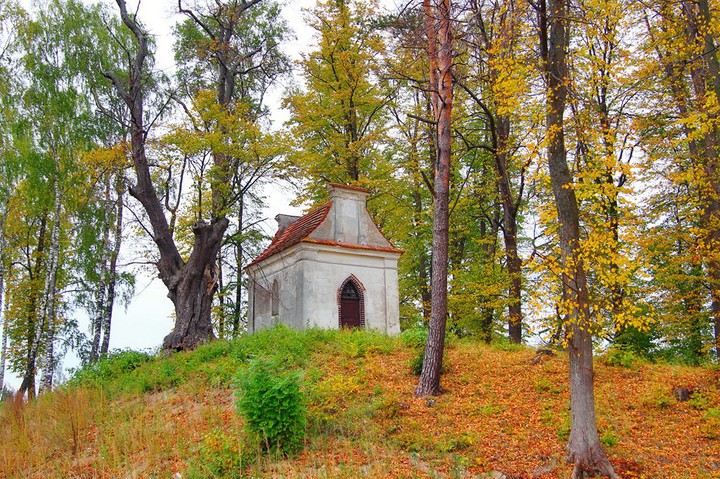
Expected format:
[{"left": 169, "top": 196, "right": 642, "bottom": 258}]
[
  {"left": 416, "top": 0, "right": 454, "bottom": 397},
  {"left": 284, "top": 0, "right": 390, "bottom": 198},
  {"left": 459, "top": 0, "right": 534, "bottom": 343},
  {"left": 104, "top": 0, "right": 287, "bottom": 350},
  {"left": 174, "top": 0, "right": 289, "bottom": 339},
  {"left": 534, "top": 0, "right": 617, "bottom": 474},
  {"left": 642, "top": 0, "right": 720, "bottom": 359}
]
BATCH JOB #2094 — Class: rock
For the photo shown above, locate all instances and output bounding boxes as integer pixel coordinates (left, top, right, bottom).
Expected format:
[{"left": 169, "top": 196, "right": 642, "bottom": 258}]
[
  {"left": 673, "top": 386, "right": 693, "bottom": 401},
  {"left": 530, "top": 349, "right": 555, "bottom": 365}
]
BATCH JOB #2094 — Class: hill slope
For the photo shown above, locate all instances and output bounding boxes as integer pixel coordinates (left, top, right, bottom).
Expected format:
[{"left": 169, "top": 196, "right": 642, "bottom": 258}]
[{"left": 1, "top": 327, "right": 719, "bottom": 478}]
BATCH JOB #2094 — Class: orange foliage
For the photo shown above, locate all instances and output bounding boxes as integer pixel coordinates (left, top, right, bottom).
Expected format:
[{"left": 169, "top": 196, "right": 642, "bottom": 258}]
[{"left": 1, "top": 342, "right": 718, "bottom": 478}]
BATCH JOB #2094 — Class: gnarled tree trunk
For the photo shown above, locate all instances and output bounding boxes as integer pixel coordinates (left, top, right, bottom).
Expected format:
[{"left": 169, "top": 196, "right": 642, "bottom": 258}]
[{"left": 106, "top": 0, "right": 225, "bottom": 351}]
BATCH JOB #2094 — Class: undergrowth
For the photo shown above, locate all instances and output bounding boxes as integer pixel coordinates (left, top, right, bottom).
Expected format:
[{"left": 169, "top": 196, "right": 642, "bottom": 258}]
[{"left": 1, "top": 326, "right": 719, "bottom": 479}]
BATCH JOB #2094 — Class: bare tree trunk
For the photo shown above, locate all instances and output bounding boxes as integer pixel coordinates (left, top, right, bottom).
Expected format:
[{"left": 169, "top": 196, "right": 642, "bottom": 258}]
[
  {"left": 0, "top": 292, "right": 7, "bottom": 394},
  {"left": 0, "top": 212, "right": 7, "bottom": 392},
  {"left": 496, "top": 117, "right": 523, "bottom": 343},
  {"left": 233, "top": 197, "right": 244, "bottom": 337},
  {"left": 39, "top": 178, "right": 62, "bottom": 394},
  {"left": 101, "top": 178, "right": 124, "bottom": 356},
  {"left": 416, "top": 0, "right": 453, "bottom": 398},
  {"left": 695, "top": 0, "right": 720, "bottom": 358},
  {"left": 217, "top": 250, "right": 225, "bottom": 339},
  {"left": 91, "top": 177, "right": 113, "bottom": 362},
  {"left": 540, "top": 0, "right": 617, "bottom": 475},
  {"left": 19, "top": 213, "right": 47, "bottom": 400}
]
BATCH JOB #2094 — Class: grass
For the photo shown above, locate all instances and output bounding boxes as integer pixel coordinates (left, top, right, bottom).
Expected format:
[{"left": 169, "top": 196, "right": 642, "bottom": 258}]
[{"left": 1, "top": 326, "right": 719, "bottom": 478}]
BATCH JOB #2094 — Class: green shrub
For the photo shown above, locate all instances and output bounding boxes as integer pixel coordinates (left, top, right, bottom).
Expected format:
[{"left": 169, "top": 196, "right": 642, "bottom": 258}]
[
  {"left": 400, "top": 327, "right": 428, "bottom": 348},
  {"left": 602, "top": 347, "right": 640, "bottom": 368},
  {"left": 701, "top": 408, "right": 720, "bottom": 439},
  {"left": 69, "top": 349, "right": 153, "bottom": 388},
  {"left": 233, "top": 325, "right": 311, "bottom": 367},
  {"left": 235, "top": 358, "right": 306, "bottom": 455},
  {"left": 600, "top": 428, "right": 618, "bottom": 447},
  {"left": 410, "top": 347, "right": 425, "bottom": 376},
  {"left": 640, "top": 385, "right": 673, "bottom": 409}
]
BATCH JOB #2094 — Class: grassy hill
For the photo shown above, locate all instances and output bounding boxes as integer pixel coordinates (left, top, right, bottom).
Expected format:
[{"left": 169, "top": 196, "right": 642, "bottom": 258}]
[{"left": 1, "top": 327, "right": 719, "bottom": 478}]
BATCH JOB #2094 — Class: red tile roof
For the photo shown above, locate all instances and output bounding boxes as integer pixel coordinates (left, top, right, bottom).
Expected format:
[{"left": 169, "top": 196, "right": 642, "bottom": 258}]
[{"left": 246, "top": 202, "right": 332, "bottom": 268}]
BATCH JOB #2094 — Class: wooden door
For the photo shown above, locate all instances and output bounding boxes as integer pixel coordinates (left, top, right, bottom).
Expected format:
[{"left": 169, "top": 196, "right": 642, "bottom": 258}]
[{"left": 340, "top": 281, "right": 361, "bottom": 328}]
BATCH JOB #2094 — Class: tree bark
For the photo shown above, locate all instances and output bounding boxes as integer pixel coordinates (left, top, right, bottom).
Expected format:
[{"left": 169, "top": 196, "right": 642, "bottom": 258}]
[
  {"left": 416, "top": 0, "right": 453, "bottom": 398},
  {"left": 540, "top": 0, "right": 617, "bottom": 475},
  {"left": 0, "top": 212, "right": 7, "bottom": 392},
  {"left": 90, "top": 177, "right": 113, "bottom": 362},
  {"left": 39, "top": 178, "right": 62, "bottom": 394},
  {"left": 496, "top": 117, "right": 523, "bottom": 343},
  {"left": 233, "top": 197, "right": 244, "bottom": 337},
  {"left": 660, "top": 0, "right": 720, "bottom": 358},
  {"left": 107, "top": 0, "right": 228, "bottom": 351},
  {"left": 694, "top": 0, "right": 720, "bottom": 358},
  {"left": 466, "top": 1, "right": 525, "bottom": 343},
  {"left": 101, "top": 177, "right": 124, "bottom": 356},
  {"left": 19, "top": 213, "right": 47, "bottom": 399}
]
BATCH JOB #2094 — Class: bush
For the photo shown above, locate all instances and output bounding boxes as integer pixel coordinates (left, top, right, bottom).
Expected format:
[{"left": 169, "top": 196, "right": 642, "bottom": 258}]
[
  {"left": 233, "top": 325, "right": 310, "bottom": 367},
  {"left": 69, "top": 349, "right": 153, "bottom": 388},
  {"left": 701, "top": 408, "right": 720, "bottom": 439},
  {"left": 400, "top": 327, "right": 428, "bottom": 348},
  {"left": 602, "top": 347, "right": 640, "bottom": 368},
  {"left": 410, "top": 347, "right": 425, "bottom": 376},
  {"left": 235, "top": 358, "right": 306, "bottom": 455}
]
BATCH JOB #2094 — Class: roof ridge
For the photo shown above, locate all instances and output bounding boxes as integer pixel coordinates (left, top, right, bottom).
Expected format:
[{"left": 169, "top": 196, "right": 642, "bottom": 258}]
[{"left": 246, "top": 201, "right": 332, "bottom": 268}]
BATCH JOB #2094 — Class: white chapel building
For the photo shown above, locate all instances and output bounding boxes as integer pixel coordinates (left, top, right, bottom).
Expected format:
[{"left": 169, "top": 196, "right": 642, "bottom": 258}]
[{"left": 245, "top": 183, "right": 402, "bottom": 334}]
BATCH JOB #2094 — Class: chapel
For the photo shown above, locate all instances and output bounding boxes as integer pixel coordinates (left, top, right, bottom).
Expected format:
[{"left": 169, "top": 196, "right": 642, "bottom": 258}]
[{"left": 245, "top": 183, "right": 402, "bottom": 334}]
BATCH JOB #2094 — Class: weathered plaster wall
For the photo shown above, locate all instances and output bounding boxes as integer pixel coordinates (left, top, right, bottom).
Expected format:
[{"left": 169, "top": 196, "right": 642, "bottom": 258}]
[{"left": 247, "top": 243, "right": 400, "bottom": 335}]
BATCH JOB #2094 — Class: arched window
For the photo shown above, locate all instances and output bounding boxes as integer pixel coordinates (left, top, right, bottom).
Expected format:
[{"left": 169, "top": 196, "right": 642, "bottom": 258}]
[
  {"left": 338, "top": 277, "right": 364, "bottom": 329},
  {"left": 271, "top": 279, "right": 279, "bottom": 316}
]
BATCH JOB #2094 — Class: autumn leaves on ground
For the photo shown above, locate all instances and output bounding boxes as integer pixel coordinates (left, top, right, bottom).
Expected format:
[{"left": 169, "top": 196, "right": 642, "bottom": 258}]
[{"left": 1, "top": 327, "right": 719, "bottom": 479}]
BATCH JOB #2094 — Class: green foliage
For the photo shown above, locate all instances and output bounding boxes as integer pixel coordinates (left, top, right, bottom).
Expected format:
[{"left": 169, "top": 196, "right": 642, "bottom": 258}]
[
  {"left": 688, "top": 389, "right": 710, "bottom": 411},
  {"left": 399, "top": 326, "right": 428, "bottom": 348},
  {"left": 533, "top": 377, "right": 562, "bottom": 394},
  {"left": 476, "top": 402, "right": 505, "bottom": 416},
  {"left": 700, "top": 408, "right": 720, "bottom": 439},
  {"left": 233, "top": 325, "right": 311, "bottom": 367},
  {"left": 235, "top": 358, "right": 306, "bottom": 455},
  {"left": 613, "top": 325, "right": 659, "bottom": 358},
  {"left": 600, "top": 428, "right": 618, "bottom": 447},
  {"left": 68, "top": 349, "right": 152, "bottom": 388},
  {"left": 282, "top": 0, "right": 391, "bottom": 196},
  {"left": 187, "top": 428, "right": 246, "bottom": 479},
  {"left": 601, "top": 347, "right": 641, "bottom": 369},
  {"left": 640, "top": 385, "right": 673, "bottom": 409},
  {"left": 410, "top": 347, "right": 425, "bottom": 376}
]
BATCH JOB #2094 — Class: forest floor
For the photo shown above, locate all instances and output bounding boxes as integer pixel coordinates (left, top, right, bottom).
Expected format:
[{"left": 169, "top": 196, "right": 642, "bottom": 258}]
[{"left": 1, "top": 327, "right": 719, "bottom": 479}]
